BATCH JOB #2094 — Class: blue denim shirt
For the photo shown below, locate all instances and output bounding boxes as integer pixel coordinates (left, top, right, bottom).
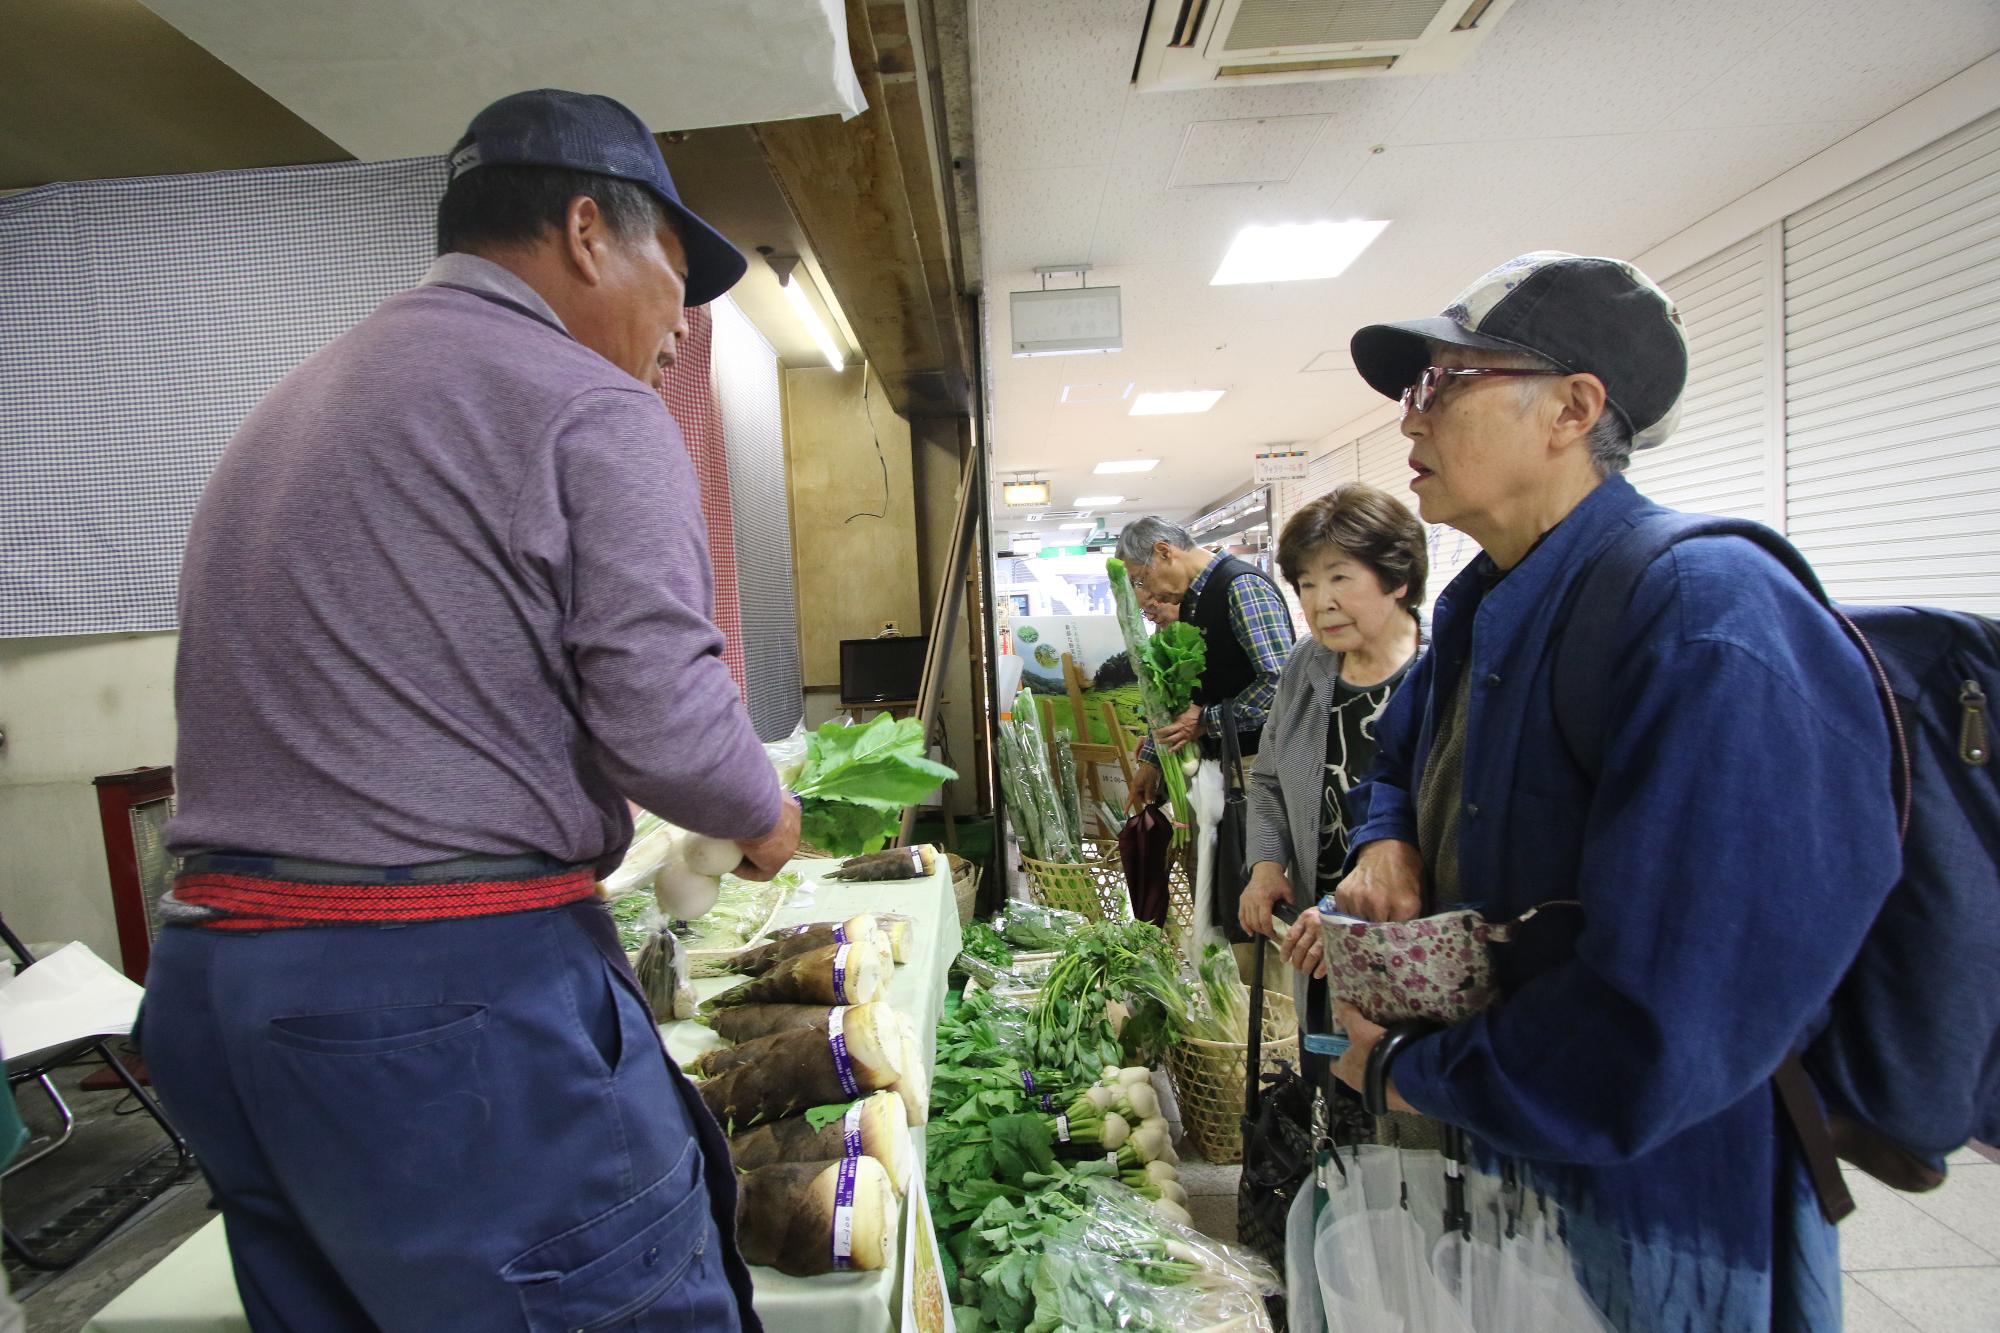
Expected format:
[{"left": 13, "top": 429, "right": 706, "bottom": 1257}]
[{"left": 1347, "top": 475, "right": 1899, "bottom": 1331}]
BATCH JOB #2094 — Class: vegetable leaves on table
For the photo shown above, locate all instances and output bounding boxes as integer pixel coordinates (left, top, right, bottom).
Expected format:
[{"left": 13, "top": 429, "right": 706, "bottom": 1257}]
[{"left": 791, "top": 714, "right": 957, "bottom": 856}]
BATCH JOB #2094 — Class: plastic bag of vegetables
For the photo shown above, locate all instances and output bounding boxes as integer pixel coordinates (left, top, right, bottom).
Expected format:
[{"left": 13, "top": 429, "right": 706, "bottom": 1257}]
[{"left": 1024, "top": 1181, "right": 1281, "bottom": 1333}]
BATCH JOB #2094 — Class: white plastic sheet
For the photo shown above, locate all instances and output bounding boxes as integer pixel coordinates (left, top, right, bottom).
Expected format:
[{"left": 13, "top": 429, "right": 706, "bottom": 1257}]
[
  {"left": 0, "top": 942, "right": 143, "bottom": 1062},
  {"left": 1297, "top": 1146, "right": 1612, "bottom": 1333}
]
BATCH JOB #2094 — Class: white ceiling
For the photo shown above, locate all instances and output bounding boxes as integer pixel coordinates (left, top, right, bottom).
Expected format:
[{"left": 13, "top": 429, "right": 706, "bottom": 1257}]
[
  {"left": 973, "top": 0, "right": 2000, "bottom": 542},
  {"left": 135, "top": 0, "right": 864, "bottom": 159}
]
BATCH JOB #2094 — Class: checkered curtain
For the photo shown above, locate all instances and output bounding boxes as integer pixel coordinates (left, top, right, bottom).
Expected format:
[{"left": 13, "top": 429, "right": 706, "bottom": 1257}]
[
  {"left": 657, "top": 304, "right": 748, "bottom": 700},
  {"left": 0, "top": 157, "right": 448, "bottom": 637}
]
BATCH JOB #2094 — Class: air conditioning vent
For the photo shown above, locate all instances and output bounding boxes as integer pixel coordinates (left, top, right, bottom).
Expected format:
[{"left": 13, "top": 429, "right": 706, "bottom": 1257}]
[{"left": 1135, "top": 0, "right": 1517, "bottom": 92}]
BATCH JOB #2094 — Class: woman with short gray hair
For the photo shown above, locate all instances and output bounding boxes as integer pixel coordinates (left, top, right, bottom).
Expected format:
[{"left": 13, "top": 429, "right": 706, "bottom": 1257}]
[{"left": 1238, "top": 483, "right": 1427, "bottom": 975}]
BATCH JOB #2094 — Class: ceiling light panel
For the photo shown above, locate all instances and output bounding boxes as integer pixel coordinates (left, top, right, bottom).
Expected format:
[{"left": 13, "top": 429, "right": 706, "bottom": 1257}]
[
  {"left": 1211, "top": 220, "right": 1390, "bottom": 285},
  {"left": 1170, "top": 115, "right": 1327, "bottom": 188},
  {"left": 1072, "top": 495, "right": 1126, "bottom": 507},
  {"left": 1093, "top": 459, "right": 1161, "bottom": 474},
  {"left": 1131, "top": 390, "right": 1225, "bottom": 416},
  {"left": 1060, "top": 380, "right": 1136, "bottom": 404}
]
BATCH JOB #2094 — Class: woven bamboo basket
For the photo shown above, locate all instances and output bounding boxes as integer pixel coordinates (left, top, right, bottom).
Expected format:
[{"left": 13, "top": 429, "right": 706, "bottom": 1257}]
[
  {"left": 948, "top": 853, "right": 981, "bottom": 927},
  {"left": 1164, "top": 986, "right": 1299, "bottom": 1164},
  {"left": 1021, "top": 852, "right": 1130, "bottom": 921}
]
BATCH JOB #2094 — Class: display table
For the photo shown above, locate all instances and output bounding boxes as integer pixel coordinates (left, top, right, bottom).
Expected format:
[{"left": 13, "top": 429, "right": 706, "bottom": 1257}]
[{"left": 85, "top": 854, "right": 962, "bottom": 1333}]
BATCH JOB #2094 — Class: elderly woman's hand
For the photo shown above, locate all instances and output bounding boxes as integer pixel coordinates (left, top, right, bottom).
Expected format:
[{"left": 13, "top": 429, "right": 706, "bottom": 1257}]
[
  {"left": 1237, "top": 861, "right": 1293, "bottom": 937},
  {"left": 1277, "top": 905, "right": 1328, "bottom": 978},
  {"left": 1332, "top": 838, "right": 1425, "bottom": 922}
]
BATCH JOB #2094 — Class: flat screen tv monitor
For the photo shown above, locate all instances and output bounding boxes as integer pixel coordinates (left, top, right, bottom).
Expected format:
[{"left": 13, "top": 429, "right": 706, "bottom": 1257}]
[{"left": 840, "top": 635, "right": 928, "bottom": 705}]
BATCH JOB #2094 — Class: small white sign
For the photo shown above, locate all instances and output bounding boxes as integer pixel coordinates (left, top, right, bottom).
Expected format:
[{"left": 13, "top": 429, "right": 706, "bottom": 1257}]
[{"left": 1253, "top": 450, "right": 1311, "bottom": 482}]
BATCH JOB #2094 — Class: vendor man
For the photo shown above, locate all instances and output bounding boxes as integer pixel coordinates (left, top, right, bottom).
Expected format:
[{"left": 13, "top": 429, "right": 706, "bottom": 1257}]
[{"left": 146, "top": 90, "right": 793, "bottom": 1330}]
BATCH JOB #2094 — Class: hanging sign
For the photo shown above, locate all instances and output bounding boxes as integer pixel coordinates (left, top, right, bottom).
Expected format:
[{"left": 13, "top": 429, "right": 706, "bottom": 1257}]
[{"left": 1253, "top": 449, "right": 1311, "bottom": 482}]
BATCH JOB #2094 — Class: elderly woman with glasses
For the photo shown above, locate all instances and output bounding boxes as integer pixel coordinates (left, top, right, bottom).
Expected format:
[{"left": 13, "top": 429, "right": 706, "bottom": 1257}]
[{"left": 1237, "top": 483, "right": 1427, "bottom": 977}]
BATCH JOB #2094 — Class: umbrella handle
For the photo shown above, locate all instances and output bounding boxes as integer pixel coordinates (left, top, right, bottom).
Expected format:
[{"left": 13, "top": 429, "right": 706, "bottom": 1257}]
[{"left": 1363, "top": 1019, "right": 1442, "bottom": 1117}]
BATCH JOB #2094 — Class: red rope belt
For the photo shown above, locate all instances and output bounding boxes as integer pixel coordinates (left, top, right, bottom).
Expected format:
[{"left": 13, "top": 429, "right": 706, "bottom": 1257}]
[{"left": 173, "top": 868, "right": 599, "bottom": 929}]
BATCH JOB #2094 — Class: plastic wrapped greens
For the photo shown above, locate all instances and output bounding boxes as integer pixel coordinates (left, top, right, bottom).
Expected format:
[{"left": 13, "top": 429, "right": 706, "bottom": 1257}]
[
  {"left": 1024, "top": 1181, "right": 1282, "bottom": 1333},
  {"left": 993, "top": 902, "right": 1091, "bottom": 951},
  {"left": 999, "top": 690, "right": 1080, "bottom": 863}
]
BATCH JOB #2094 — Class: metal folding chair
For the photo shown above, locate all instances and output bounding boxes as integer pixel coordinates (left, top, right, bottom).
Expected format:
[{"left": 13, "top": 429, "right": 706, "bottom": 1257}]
[{"left": 1, "top": 916, "right": 191, "bottom": 1272}]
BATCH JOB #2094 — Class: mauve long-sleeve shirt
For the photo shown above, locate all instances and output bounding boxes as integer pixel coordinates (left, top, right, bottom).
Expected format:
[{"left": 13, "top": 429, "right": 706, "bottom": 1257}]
[{"left": 167, "top": 253, "right": 783, "bottom": 875}]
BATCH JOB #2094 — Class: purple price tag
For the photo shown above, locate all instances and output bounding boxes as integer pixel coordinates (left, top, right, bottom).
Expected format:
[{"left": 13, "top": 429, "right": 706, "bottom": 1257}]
[
  {"left": 842, "top": 1101, "right": 865, "bottom": 1160},
  {"left": 831, "top": 1157, "right": 859, "bottom": 1270},
  {"left": 832, "top": 942, "right": 852, "bottom": 1003},
  {"left": 826, "top": 1008, "right": 860, "bottom": 1099}
]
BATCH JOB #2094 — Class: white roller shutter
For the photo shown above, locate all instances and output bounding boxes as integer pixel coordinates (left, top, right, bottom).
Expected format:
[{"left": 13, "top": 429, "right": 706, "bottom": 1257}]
[
  {"left": 1782, "top": 108, "right": 2000, "bottom": 614},
  {"left": 1631, "top": 231, "right": 1776, "bottom": 522}
]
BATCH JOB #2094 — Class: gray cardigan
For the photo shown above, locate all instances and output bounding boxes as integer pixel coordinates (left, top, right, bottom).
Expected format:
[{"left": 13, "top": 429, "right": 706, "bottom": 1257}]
[{"left": 1246, "top": 631, "right": 1421, "bottom": 896}]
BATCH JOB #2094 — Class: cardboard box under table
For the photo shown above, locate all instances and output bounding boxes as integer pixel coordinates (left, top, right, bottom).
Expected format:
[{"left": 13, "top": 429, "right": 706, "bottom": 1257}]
[{"left": 84, "top": 855, "right": 963, "bottom": 1333}]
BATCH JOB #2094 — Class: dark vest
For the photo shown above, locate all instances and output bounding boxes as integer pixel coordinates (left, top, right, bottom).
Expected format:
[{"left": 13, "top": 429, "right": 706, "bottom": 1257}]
[{"left": 1183, "top": 552, "right": 1282, "bottom": 757}]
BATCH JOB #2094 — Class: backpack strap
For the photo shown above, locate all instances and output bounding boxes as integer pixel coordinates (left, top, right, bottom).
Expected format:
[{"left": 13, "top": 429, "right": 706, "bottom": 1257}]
[
  {"left": 1547, "top": 512, "right": 1905, "bottom": 1225},
  {"left": 1551, "top": 513, "right": 1912, "bottom": 833}
]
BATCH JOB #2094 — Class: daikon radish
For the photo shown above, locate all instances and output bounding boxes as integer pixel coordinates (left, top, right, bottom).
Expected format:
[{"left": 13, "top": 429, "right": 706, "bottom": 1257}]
[
  {"left": 696, "top": 1003, "right": 903, "bottom": 1130},
  {"left": 707, "top": 1004, "right": 846, "bottom": 1044},
  {"left": 721, "top": 916, "right": 878, "bottom": 976},
  {"left": 727, "top": 1091, "right": 911, "bottom": 1194},
  {"left": 736, "top": 1157, "right": 898, "bottom": 1275},
  {"left": 703, "top": 941, "right": 884, "bottom": 1011}
]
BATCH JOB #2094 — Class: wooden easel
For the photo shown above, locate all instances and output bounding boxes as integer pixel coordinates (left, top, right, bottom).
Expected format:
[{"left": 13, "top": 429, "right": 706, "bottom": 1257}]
[{"left": 1035, "top": 652, "right": 1141, "bottom": 839}]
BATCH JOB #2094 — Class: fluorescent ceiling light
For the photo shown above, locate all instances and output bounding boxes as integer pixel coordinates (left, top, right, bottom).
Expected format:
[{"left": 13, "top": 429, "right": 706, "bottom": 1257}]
[
  {"left": 1093, "top": 459, "right": 1160, "bottom": 475},
  {"left": 1059, "top": 522, "right": 1098, "bottom": 531},
  {"left": 1211, "top": 220, "right": 1390, "bottom": 286},
  {"left": 1131, "top": 390, "right": 1224, "bottom": 416},
  {"left": 782, "top": 273, "right": 846, "bottom": 370},
  {"left": 1072, "top": 495, "right": 1125, "bottom": 507},
  {"left": 1061, "top": 381, "right": 1135, "bottom": 404}
]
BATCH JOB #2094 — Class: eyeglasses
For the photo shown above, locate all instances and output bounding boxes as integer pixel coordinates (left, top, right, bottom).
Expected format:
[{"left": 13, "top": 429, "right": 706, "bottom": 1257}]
[{"left": 1400, "top": 364, "right": 1567, "bottom": 415}]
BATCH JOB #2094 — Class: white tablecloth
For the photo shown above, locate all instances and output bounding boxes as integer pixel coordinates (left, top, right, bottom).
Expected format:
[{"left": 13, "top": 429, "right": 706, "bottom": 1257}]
[{"left": 85, "top": 856, "right": 963, "bottom": 1333}]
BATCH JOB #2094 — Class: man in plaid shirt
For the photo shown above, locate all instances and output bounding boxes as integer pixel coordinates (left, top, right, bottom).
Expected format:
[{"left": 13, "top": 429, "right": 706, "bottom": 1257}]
[{"left": 1116, "top": 515, "right": 1294, "bottom": 806}]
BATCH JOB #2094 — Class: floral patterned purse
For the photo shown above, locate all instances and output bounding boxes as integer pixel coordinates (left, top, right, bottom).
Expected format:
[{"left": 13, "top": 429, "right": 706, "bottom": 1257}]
[{"left": 1318, "top": 902, "right": 1579, "bottom": 1026}]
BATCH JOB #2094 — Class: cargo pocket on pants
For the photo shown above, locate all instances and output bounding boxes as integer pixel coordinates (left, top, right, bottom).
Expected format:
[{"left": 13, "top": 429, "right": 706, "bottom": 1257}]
[{"left": 504, "top": 1139, "right": 719, "bottom": 1332}]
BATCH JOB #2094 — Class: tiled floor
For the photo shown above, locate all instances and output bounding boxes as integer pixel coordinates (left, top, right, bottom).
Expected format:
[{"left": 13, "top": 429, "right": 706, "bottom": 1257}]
[{"left": 1838, "top": 1145, "right": 2000, "bottom": 1333}]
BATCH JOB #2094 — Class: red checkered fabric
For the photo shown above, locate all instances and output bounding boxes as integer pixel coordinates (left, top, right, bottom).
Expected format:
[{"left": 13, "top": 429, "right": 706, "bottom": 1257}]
[{"left": 657, "top": 304, "right": 747, "bottom": 700}]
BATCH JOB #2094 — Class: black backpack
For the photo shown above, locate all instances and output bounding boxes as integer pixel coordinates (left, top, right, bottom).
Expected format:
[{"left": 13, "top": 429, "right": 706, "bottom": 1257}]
[{"left": 1553, "top": 513, "right": 1999, "bottom": 1220}]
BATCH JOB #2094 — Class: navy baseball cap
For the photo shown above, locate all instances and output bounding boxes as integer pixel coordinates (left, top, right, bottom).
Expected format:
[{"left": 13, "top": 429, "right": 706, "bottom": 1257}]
[
  {"left": 1351, "top": 252, "right": 1689, "bottom": 450},
  {"left": 448, "top": 89, "right": 748, "bottom": 307}
]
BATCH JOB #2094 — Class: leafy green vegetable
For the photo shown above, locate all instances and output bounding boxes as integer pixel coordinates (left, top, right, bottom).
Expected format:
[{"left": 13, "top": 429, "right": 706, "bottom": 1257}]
[
  {"left": 960, "top": 921, "right": 1016, "bottom": 969},
  {"left": 1137, "top": 621, "right": 1206, "bottom": 719},
  {"left": 1105, "top": 558, "right": 1193, "bottom": 842},
  {"left": 996, "top": 693, "right": 1079, "bottom": 863},
  {"left": 992, "top": 903, "right": 1088, "bottom": 952},
  {"left": 792, "top": 715, "right": 957, "bottom": 856},
  {"left": 803, "top": 1101, "right": 854, "bottom": 1132},
  {"left": 608, "top": 890, "right": 655, "bottom": 953}
]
